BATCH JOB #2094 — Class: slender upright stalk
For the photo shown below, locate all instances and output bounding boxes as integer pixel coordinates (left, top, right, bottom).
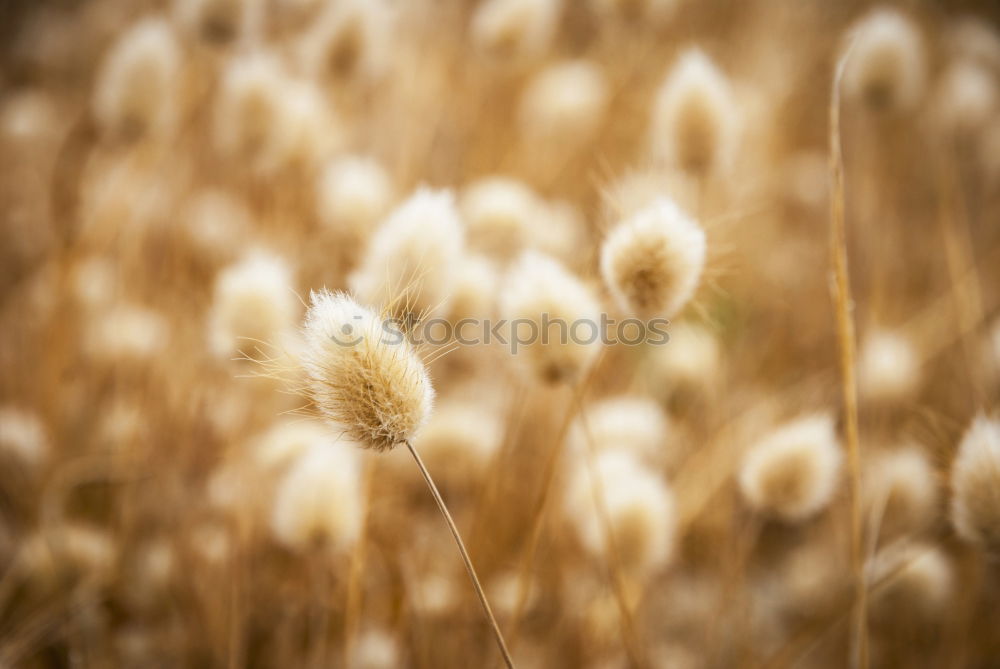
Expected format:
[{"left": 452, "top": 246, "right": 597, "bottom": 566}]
[
  {"left": 343, "top": 460, "right": 376, "bottom": 668},
  {"left": 404, "top": 440, "right": 516, "bottom": 669},
  {"left": 828, "top": 44, "right": 868, "bottom": 669}
]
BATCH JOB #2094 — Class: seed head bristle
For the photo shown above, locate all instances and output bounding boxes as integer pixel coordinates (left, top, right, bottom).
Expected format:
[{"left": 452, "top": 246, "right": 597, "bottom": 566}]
[
  {"left": 301, "top": 290, "right": 434, "bottom": 452},
  {"left": 600, "top": 197, "right": 706, "bottom": 319}
]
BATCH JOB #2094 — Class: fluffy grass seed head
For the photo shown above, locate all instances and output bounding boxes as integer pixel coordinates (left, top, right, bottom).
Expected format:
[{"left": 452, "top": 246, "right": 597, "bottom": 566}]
[
  {"left": 600, "top": 197, "right": 706, "bottom": 319},
  {"left": 447, "top": 254, "right": 500, "bottom": 323},
  {"left": 459, "top": 176, "right": 539, "bottom": 262},
  {"left": 933, "top": 59, "right": 999, "bottom": 136},
  {"left": 570, "top": 396, "right": 670, "bottom": 464},
  {"left": 350, "top": 628, "right": 400, "bottom": 669},
  {"left": 652, "top": 48, "right": 738, "bottom": 176},
  {"left": 252, "top": 418, "right": 335, "bottom": 471},
  {"left": 275, "top": 78, "right": 341, "bottom": 171},
  {"left": 564, "top": 450, "right": 676, "bottom": 576},
  {"left": 869, "top": 543, "right": 953, "bottom": 623},
  {"left": 518, "top": 59, "right": 609, "bottom": 148},
  {"left": 181, "top": 189, "right": 253, "bottom": 263},
  {"left": 858, "top": 328, "right": 921, "bottom": 403},
  {"left": 864, "top": 445, "right": 938, "bottom": 537},
  {"left": 92, "top": 17, "right": 182, "bottom": 141},
  {"left": 270, "top": 442, "right": 363, "bottom": 552},
  {"left": 647, "top": 321, "right": 720, "bottom": 390},
  {"left": 70, "top": 256, "right": 117, "bottom": 311},
  {"left": 350, "top": 188, "right": 464, "bottom": 320},
  {"left": 471, "top": 0, "right": 560, "bottom": 63},
  {"left": 950, "top": 414, "right": 1000, "bottom": 553},
  {"left": 843, "top": 9, "right": 927, "bottom": 114},
  {"left": 20, "top": 525, "right": 117, "bottom": 587},
  {"left": 739, "top": 413, "right": 842, "bottom": 522},
  {"left": 213, "top": 51, "right": 287, "bottom": 171},
  {"left": 0, "top": 406, "right": 49, "bottom": 468},
  {"left": 414, "top": 400, "right": 503, "bottom": 485},
  {"left": 316, "top": 155, "right": 394, "bottom": 244},
  {"left": 500, "top": 250, "right": 603, "bottom": 384},
  {"left": 780, "top": 542, "right": 845, "bottom": 616},
  {"left": 86, "top": 303, "right": 169, "bottom": 362},
  {"left": 208, "top": 251, "right": 297, "bottom": 358},
  {"left": 301, "top": 290, "right": 435, "bottom": 452},
  {"left": 529, "top": 198, "right": 588, "bottom": 265},
  {"left": 298, "top": 0, "right": 390, "bottom": 82}
]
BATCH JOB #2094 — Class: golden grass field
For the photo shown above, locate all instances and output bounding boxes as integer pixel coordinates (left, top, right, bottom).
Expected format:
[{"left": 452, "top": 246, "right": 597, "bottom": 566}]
[{"left": 1, "top": 0, "right": 1000, "bottom": 667}]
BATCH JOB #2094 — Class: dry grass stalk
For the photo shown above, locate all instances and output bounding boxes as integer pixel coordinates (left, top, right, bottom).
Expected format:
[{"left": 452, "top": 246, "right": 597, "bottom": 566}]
[{"left": 828, "top": 42, "right": 869, "bottom": 669}]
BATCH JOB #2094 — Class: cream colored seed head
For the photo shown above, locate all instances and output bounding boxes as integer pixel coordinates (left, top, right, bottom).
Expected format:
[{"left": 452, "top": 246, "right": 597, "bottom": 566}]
[
  {"left": 411, "top": 570, "right": 461, "bottom": 617},
  {"left": 471, "top": 0, "right": 560, "bottom": 62},
  {"left": 270, "top": 442, "right": 363, "bottom": 552},
  {"left": 124, "top": 538, "right": 176, "bottom": 609},
  {"left": 208, "top": 251, "right": 297, "bottom": 358},
  {"left": 648, "top": 321, "right": 720, "bottom": 389},
  {"left": 350, "top": 188, "right": 464, "bottom": 320},
  {"left": 739, "top": 413, "right": 842, "bottom": 522},
  {"left": 950, "top": 414, "right": 1000, "bottom": 553},
  {"left": 2, "top": 90, "right": 57, "bottom": 142},
  {"left": 301, "top": 290, "right": 435, "bottom": 452},
  {"left": 252, "top": 418, "right": 335, "bottom": 471},
  {"left": 601, "top": 197, "right": 706, "bottom": 319},
  {"left": 414, "top": 400, "right": 503, "bottom": 484},
  {"left": 316, "top": 155, "right": 394, "bottom": 243},
  {"left": 70, "top": 256, "right": 117, "bottom": 310},
  {"left": 652, "top": 48, "right": 738, "bottom": 176},
  {"left": 858, "top": 328, "right": 921, "bottom": 403},
  {"left": 529, "top": 199, "right": 587, "bottom": 265},
  {"left": 20, "top": 525, "right": 117, "bottom": 586},
  {"left": 349, "top": 628, "right": 400, "bottom": 669},
  {"left": 501, "top": 250, "right": 602, "bottom": 384},
  {"left": 780, "top": 542, "right": 845, "bottom": 615},
  {"left": 86, "top": 304, "right": 169, "bottom": 362},
  {"left": 843, "top": 8, "right": 927, "bottom": 114},
  {"left": 570, "top": 396, "right": 670, "bottom": 464},
  {"left": 869, "top": 543, "right": 953, "bottom": 622},
  {"left": 213, "top": 52, "right": 286, "bottom": 171},
  {"left": 299, "top": 0, "right": 390, "bottom": 82},
  {"left": 447, "top": 254, "right": 500, "bottom": 323},
  {"left": 934, "top": 59, "right": 999, "bottom": 136},
  {"left": 0, "top": 407, "right": 49, "bottom": 468},
  {"left": 518, "top": 59, "right": 608, "bottom": 147},
  {"left": 181, "top": 189, "right": 253, "bottom": 262},
  {"left": 93, "top": 17, "right": 182, "bottom": 140},
  {"left": 275, "top": 78, "right": 340, "bottom": 171},
  {"left": 459, "top": 176, "right": 539, "bottom": 261},
  {"left": 564, "top": 450, "right": 676, "bottom": 576},
  {"left": 864, "top": 445, "right": 938, "bottom": 537}
]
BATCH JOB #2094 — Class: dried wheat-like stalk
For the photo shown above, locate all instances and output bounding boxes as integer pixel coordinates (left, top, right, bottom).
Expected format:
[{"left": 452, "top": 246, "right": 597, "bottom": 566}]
[{"left": 829, "top": 41, "right": 868, "bottom": 669}]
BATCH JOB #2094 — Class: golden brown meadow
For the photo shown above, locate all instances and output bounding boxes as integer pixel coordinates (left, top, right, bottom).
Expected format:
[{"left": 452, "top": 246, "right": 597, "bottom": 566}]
[{"left": 1, "top": 0, "right": 1000, "bottom": 667}]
